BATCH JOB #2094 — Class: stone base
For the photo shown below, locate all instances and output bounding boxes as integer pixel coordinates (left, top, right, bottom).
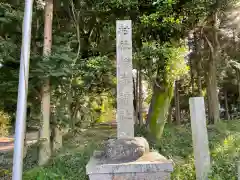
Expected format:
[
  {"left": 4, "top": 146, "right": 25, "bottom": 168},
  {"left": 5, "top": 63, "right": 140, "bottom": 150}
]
[{"left": 86, "top": 152, "right": 174, "bottom": 180}]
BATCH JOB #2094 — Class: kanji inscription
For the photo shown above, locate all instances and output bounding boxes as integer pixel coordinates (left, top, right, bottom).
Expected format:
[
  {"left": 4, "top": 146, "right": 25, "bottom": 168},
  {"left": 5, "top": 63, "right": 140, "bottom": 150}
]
[{"left": 116, "top": 20, "right": 134, "bottom": 138}]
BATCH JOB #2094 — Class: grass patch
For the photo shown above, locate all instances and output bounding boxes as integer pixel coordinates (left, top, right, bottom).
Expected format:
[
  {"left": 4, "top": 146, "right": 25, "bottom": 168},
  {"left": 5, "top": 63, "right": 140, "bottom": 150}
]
[
  {"left": 157, "top": 121, "right": 240, "bottom": 180},
  {"left": 23, "top": 144, "right": 95, "bottom": 180},
  {"left": 23, "top": 121, "right": 240, "bottom": 180}
]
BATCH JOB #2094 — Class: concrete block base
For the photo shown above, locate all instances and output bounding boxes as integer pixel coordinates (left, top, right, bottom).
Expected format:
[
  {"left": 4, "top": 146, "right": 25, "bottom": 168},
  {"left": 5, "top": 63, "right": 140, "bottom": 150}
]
[{"left": 86, "top": 152, "right": 173, "bottom": 180}]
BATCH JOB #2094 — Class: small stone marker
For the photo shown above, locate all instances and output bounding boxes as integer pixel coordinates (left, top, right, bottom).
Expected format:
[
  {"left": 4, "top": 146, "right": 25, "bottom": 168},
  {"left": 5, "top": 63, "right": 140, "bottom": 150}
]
[
  {"left": 189, "top": 97, "right": 210, "bottom": 180},
  {"left": 116, "top": 20, "right": 134, "bottom": 138}
]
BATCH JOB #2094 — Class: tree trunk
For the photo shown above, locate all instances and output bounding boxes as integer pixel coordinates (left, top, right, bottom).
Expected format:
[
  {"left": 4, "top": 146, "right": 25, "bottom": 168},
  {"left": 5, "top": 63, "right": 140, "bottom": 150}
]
[
  {"left": 224, "top": 91, "right": 230, "bottom": 120},
  {"left": 135, "top": 70, "right": 139, "bottom": 124},
  {"left": 174, "top": 80, "right": 181, "bottom": 125},
  {"left": 188, "top": 32, "right": 195, "bottom": 95},
  {"left": 194, "top": 32, "right": 203, "bottom": 96},
  {"left": 147, "top": 84, "right": 174, "bottom": 140},
  {"left": 237, "top": 70, "right": 240, "bottom": 102},
  {"left": 39, "top": 0, "right": 53, "bottom": 166},
  {"left": 138, "top": 69, "right": 143, "bottom": 126},
  {"left": 145, "top": 97, "right": 152, "bottom": 128},
  {"left": 232, "top": 29, "right": 240, "bottom": 111},
  {"left": 189, "top": 57, "right": 195, "bottom": 95},
  {"left": 204, "top": 12, "right": 220, "bottom": 124},
  {"left": 167, "top": 104, "right": 173, "bottom": 124},
  {"left": 52, "top": 127, "right": 63, "bottom": 151},
  {"left": 206, "top": 80, "right": 212, "bottom": 124},
  {"left": 133, "top": 76, "right": 138, "bottom": 124},
  {"left": 11, "top": 0, "right": 20, "bottom": 5},
  {"left": 196, "top": 61, "right": 203, "bottom": 96},
  {"left": 236, "top": 70, "right": 240, "bottom": 112},
  {"left": 206, "top": 57, "right": 220, "bottom": 124},
  {"left": 39, "top": 80, "right": 51, "bottom": 165}
]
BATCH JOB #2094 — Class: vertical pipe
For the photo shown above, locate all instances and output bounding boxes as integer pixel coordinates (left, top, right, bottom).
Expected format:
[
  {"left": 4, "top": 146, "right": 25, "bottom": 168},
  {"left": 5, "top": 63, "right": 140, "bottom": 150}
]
[{"left": 12, "top": 0, "right": 33, "bottom": 179}]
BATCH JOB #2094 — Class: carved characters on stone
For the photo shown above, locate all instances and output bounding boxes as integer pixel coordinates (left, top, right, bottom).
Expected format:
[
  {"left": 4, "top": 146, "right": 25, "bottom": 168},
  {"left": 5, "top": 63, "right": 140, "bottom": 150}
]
[{"left": 116, "top": 20, "right": 134, "bottom": 138}]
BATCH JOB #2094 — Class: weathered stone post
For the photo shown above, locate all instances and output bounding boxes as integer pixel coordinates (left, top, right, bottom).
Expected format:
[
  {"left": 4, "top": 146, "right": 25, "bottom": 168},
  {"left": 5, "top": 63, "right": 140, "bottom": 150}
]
[
  {"left": 116, "top": 20, "right": 134, "bottom": 139},
  {"left": 189, "top": 97, "right": 211, "bottom": 180},
  {"left": 86, "top": 20, "right": 173, "bottom": 180}
]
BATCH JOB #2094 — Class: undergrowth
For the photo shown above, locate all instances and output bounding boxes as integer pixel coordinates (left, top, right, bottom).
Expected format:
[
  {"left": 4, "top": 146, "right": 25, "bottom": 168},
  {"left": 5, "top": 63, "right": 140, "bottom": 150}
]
[
  {"left": 23, "top": 143, "right": 97, "bottom": 180},
  {"left": 0, "top": 110, "right": 10, "bottom": 136},
  {"left": 160, "top": 121, "right": 240, "bottom": 180},
  {"left": 23, "top": 121, "right": 240, "bottom": 180}
]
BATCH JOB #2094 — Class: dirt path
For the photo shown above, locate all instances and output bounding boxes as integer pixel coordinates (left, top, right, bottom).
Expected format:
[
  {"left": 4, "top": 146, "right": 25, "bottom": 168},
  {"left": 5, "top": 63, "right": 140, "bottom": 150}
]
[
  {"left": 0, "top": 120, "right": 118, "bottom": 153},
  {"left": 0, "top": 137, "right": 14, "bottom": 152},
  {"left": 0, "top": 131, "right": 39, "bottom": 153}
]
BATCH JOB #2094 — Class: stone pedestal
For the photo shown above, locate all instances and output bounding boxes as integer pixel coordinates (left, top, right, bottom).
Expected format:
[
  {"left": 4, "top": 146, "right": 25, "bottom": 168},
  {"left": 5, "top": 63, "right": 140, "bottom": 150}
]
[
  {"left": 87, "top": 152, "right": 173, "bottom": 180},
  {"left": 86, "top": 138, "right": 173, "bottom": 180}
]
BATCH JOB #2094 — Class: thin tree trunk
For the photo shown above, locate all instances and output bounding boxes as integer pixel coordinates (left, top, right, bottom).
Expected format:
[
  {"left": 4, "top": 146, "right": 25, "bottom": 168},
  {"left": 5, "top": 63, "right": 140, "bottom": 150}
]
[
  {"left": 196, "top": 61, "right": 202, "bottom": 96},
  {"left": 146, "top": 97, "right": 153, "bottom": 128},
  {"left": 39, "top": 0, "right": 53, "bottom": 166},
  {"left": 236, "top": 70, "right": 240, "bottom": 111},
  {"left": 189, "top": 57, "right": 195, "bottom": 95},
  {"left": 206, "top": 79, "right": 212, "bottom": 124},
  {"left": 188, "top": 32, "right": 195, "bottom": 95},
  {"left": 194, "top": 32, "right": 203, "bottom": 96},
  {"left": 133, "top": 77, "right": 138, "bottom": 124},
  {"left": 174, "top": 80, "right": 181, "bottom": 125},
  {"left": 212, "top": 12, "right": 220, "bottom": 123},
  {"left": 138, "top": 68, "right": 143, "bottom": 126},
  {"left": 224, "top": 91, "right": 230, "bottom": 120},
  {"left": 206, "top": 58, "right": 219, "bottom": 124},
  {"left": 167, "top": 104, "right": 173, "bottom": 124},
  {"left": 235, "top": 68, "right": 240, "bottom": 102},
  {"left": 52, "top": 127, "right": 63, "bottom": 151},
  {"left": 135, "top": 70, "right": 139, "bottom": 124}
]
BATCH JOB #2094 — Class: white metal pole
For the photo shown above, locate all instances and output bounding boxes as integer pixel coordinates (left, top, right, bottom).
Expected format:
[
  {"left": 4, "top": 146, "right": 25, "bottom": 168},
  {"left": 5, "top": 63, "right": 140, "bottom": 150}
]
[{"left": 12, "top": 0, "right": 34, "bottom": 179}]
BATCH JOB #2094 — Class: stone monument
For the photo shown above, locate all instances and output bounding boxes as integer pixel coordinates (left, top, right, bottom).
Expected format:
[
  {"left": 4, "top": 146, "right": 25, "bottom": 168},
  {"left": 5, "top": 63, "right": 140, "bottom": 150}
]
[
  {"left": 86, "top": 20, "right": 174, "bottom": 180},
  {"left": 189, "top": 97, "right": 211, "bottom": 180},
  {"left": 116, "top": 20, "right": 134, "bottom": 139}
]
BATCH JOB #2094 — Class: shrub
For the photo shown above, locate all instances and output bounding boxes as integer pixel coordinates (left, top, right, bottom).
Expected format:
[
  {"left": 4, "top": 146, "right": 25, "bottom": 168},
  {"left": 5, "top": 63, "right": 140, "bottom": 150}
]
[{"left": 0, "top": 110, "right": 11, "bottom": 136}]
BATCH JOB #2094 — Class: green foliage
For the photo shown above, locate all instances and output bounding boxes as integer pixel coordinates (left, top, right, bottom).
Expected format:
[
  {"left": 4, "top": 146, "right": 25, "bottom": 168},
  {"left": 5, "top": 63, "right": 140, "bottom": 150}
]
[
  {"left": 139, "top": 41, "right": 188, "bottom": 140},
  {"left": 80, "top": 56, "right": 115, "bottom": 92},
  {"left": 97, "top": 97, "right": 115, "bottom": 123},
  {"left": 163, "top": 43, "right": 189, "bottom": 83},
  {"left": 49, "top": 54, "right": 115, "bottom": 127},
  {"left": 208, "top": 121, "right": 240, "bottom": 179},
  {"left": 0, "top": 110, "right": 11, "bottom": 136},
  {"left": 135, "top": 41, "right": 188, "bottom": 85}
]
